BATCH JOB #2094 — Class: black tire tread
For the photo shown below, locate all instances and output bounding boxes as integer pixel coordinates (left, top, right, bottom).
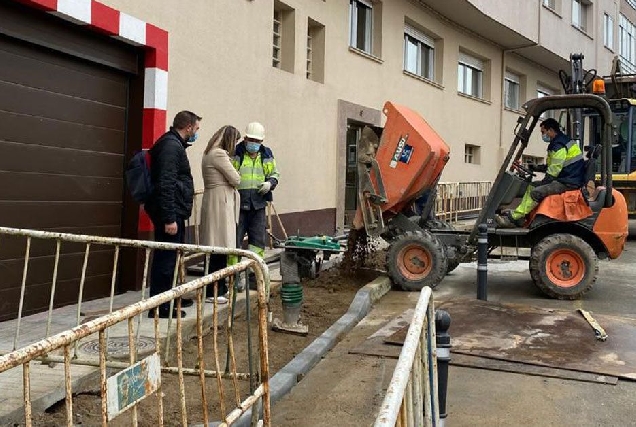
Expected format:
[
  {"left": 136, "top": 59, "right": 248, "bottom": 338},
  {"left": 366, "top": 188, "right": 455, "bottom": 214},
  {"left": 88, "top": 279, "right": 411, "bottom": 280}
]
[
  {"left": 386, "top": 230, "right": 447, "bottom": 291},
  {"left": 529, "top": 233, "right": 598, "bottom": 300}
]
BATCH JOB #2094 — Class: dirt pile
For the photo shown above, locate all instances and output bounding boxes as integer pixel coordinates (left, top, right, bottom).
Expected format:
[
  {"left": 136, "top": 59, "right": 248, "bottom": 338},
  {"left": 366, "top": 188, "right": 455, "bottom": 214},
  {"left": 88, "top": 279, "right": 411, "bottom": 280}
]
[
  {"left": 31, "top": 258, "right": 381, "bottom": 426},
  {"left": 342, "top": 228, "right": 386, "bottom": 273}
]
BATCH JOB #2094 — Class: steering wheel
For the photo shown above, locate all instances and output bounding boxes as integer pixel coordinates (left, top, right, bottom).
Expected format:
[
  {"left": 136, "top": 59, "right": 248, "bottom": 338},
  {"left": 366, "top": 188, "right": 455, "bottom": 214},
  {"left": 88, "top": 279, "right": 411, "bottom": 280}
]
[{"left": 511, "top": 161, "right": 535, "bottom": 181}]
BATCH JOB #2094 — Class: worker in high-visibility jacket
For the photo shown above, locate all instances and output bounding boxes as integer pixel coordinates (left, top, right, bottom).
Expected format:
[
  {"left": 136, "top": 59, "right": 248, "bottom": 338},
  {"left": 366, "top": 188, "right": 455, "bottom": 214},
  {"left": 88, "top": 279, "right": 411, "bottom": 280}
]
[
  {"left": 230, "top": 122, "right": 280, "bottom": 284},
  {"left": 496, "top": 118, "right": 585, "bottom": 228}
]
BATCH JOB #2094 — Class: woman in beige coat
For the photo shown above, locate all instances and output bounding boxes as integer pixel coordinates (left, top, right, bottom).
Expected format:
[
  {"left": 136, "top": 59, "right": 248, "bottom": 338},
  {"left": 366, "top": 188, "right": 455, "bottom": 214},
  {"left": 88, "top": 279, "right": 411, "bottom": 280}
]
[{"left": 200, "top": 125, "right": 241, "bottom": 303}]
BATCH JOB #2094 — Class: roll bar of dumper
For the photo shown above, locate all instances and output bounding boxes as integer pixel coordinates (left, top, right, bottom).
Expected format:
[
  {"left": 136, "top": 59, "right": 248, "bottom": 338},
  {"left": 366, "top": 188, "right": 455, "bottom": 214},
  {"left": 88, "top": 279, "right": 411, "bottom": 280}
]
[{"left": 468, "top": 93, "right": 615, "bottom": 246}]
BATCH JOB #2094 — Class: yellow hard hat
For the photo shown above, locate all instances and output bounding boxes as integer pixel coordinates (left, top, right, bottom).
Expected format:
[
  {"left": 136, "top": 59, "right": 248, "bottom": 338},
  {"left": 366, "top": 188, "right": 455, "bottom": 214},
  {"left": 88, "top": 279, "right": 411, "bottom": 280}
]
[{"left": 245, "top": 122, "right": 265, "bottom": 140}]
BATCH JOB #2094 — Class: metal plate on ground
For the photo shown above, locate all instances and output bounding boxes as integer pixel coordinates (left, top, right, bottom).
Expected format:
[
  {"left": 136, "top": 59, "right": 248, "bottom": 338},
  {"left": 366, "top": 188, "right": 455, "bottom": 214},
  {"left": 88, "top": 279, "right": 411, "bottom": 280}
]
[{"left": 384, "top": 299, "right": 636, "bottom": 381}]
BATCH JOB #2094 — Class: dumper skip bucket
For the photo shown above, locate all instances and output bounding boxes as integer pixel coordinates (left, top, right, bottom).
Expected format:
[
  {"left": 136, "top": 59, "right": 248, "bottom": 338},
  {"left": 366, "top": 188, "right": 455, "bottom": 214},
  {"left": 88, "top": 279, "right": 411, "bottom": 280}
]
[{"left": 354, "top": 101, "right": 451, "bottom": 233}]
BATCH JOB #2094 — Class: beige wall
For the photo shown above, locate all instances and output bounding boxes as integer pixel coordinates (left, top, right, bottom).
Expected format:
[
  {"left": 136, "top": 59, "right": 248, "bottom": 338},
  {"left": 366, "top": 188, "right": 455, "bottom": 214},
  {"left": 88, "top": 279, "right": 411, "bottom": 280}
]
[{"left": 100, "top": 0, "right": 620, "bottom": 231}]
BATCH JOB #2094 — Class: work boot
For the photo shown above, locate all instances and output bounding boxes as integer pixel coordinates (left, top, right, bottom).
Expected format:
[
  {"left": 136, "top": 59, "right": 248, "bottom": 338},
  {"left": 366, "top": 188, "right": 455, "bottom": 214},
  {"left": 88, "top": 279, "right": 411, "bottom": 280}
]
[{"left": 494, "top": 212, "right": 523, "bottom": 228}]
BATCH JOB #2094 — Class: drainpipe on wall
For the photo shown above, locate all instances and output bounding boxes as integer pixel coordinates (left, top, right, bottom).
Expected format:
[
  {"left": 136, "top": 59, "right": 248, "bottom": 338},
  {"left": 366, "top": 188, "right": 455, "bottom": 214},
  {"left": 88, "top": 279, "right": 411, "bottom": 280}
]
[
  {"left": 498, "top": 42, "right": 538, "bottom": 157},
  {"left": 497, "top": 0, "right": 543, "bottom": 163}
]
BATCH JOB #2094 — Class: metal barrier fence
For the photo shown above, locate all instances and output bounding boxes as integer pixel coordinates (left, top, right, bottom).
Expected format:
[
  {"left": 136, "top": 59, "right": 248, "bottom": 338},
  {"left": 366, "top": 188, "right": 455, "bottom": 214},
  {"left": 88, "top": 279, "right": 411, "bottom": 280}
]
[
  {"left": 0, "top": 226, "right": 271, "bottom": 426},
  {"left": 435, "top": 181, "right": 492, "bottom": 223},
  {"left": 374, "top": 287, "right": 439, "bottom": 427}
]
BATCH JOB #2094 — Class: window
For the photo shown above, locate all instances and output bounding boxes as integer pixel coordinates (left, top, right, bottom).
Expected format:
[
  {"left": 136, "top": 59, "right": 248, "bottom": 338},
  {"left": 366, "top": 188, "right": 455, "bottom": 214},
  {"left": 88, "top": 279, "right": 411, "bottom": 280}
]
[
  {"left": 273, "top": 1, "right": 295, "bottom": 73},
  {"left": 458, "top": 52, "right": 483, "bottom": 98},
  {"left": 605, "top": 14, "right": 614, "bottom": 50},
  {"left": 349, "top": 0, "right": 373, "bottom": 53},
  {"left": 572, "top": 0, "right": 590, "bottom": 32},
  {"left": 620, "top": 14, "right": 636, "bottom": 73},
  {"left": 543, "top": 0, "right": 556, "bottom": 9},
  {"left": 522, "top": 155, "right": 545, "bottom": 168},
  {"left": 307, "top": 18, "right": 325, "bottom": 83},
  {"left": 273, "top": 11, "right": 282, "bottom": 68},
  {"left": 537, "top": 86, "right": 555, "bottom": 119},
  {"left": 504, "top": 71, "right": 521, "bottom": 110},
  {"left": 464, "top": 144, "right": 480, "bottom": 164},
  {"left": 403, "top": 25, "right": 435, "bottom": 80}
]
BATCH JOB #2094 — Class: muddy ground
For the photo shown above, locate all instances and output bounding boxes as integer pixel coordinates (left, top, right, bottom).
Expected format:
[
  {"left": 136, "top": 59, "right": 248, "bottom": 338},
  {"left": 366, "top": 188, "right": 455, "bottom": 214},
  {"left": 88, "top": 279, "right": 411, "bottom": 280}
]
[{"left": 32, "top": 256, "right": 384, "bottom": 426}]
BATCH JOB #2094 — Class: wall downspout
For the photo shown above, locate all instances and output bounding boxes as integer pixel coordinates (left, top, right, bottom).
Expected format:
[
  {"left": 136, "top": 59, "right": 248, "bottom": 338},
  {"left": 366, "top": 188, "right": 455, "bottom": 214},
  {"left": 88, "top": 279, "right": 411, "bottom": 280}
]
[{"left": 497, "top": 1, "right": 542, "bottom": 163}]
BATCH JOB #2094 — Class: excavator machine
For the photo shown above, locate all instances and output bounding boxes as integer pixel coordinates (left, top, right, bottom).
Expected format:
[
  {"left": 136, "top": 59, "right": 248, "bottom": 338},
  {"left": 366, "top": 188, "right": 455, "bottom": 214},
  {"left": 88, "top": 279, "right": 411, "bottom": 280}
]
[
  {"left": 560, "top": 53, "right": 636, "bottom": 217},
  {"left": 353, "top": 98, "right": 628, "bottom": 299}
]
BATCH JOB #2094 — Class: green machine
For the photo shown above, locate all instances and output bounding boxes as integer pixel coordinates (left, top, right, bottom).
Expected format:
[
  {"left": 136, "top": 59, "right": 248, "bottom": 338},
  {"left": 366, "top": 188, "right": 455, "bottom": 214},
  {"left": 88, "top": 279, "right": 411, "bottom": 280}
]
[{"left": 272, "top": 235, "right": 344, "bottom": 335}]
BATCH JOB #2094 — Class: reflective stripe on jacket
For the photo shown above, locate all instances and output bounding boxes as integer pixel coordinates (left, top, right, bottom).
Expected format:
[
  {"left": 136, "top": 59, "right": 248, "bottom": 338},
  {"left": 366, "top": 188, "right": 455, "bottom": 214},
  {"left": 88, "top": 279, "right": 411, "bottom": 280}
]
[
  {"left": 546, "top": 133, "right": 585, "bottom": 187},
  {"left": 232, "top": 142, "right": 280, "bottom": 210}
]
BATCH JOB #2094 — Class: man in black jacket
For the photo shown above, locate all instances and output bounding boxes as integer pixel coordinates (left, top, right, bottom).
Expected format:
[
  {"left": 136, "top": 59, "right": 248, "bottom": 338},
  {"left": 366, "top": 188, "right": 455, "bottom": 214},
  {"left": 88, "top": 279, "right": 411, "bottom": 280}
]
[{"left": 145, "top": 111, "right": 200, "bottom": 318}]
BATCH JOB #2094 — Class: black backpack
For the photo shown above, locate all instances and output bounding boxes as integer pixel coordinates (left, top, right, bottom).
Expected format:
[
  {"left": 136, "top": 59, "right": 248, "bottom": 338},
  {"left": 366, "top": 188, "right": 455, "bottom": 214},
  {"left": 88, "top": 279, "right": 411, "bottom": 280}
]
[{"left": 125, "top": 150, "right": 153, "bottom": 204}]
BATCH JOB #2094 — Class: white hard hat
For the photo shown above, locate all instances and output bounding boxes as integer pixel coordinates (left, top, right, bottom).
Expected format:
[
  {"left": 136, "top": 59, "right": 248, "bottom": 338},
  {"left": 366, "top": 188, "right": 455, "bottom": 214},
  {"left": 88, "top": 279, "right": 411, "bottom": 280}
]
[{"left": 245, "top": 122, "right": 265, "bottom": 141}]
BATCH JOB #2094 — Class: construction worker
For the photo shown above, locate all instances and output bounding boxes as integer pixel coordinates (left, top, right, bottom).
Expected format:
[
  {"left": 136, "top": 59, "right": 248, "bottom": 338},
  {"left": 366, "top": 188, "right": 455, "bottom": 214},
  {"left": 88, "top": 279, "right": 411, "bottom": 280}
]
[
  {"left": 231, "top": 122, "right": 280, "bottom": 286},
  {"left": 495, "top": 118, "right": 585, "bottom": 228}
]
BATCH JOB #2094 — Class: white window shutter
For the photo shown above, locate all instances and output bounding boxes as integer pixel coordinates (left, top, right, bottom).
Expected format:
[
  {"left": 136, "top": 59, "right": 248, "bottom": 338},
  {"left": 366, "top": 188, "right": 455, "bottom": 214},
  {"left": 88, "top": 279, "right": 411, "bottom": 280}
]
[
  {"left": 404, "top": 24, "right": 435, "bottom": 48},
  {"left": 459, "top": 52, "right": 483, "bottom": 71},
  {"left": 505, "top": 71, "right": 520, "bottom": 84}
]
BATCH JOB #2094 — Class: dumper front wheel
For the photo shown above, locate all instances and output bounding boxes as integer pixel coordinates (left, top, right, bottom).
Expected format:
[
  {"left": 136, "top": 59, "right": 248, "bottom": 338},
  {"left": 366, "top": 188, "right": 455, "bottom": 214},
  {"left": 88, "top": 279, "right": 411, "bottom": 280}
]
[
  {"left": 387, "top": 231, "right": 447, "bottom": 291},
  {"left": 529, "top": 234, "right": 598, "bottom": 299}
]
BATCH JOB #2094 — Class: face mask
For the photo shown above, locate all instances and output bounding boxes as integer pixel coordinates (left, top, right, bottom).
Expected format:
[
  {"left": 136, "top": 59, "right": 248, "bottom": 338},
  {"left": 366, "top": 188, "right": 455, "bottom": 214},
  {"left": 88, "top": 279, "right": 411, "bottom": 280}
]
[
  {"left": 542, "top": 134, "right": 551, "bottom": 143},
  {"left": 187, "top": 132, "right": 198, "bottom": 144},
  {"left": 246, "top": 142, "right": 261, "bottom": 153}
]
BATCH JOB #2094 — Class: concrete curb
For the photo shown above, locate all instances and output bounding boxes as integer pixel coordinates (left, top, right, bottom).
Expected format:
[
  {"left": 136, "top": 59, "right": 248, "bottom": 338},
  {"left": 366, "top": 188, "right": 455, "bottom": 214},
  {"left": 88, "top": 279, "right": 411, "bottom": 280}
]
[{"left": 226, "top": 275, "right": 393, "bottom": 427}]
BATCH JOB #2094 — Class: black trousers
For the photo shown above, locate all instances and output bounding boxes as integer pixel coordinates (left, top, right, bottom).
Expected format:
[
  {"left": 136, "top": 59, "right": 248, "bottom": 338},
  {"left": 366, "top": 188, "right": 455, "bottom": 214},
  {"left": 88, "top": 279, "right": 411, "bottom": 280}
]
[
  {"left": 150, "top": 218, "right": 185, "bottom": 311},
  {"left": 236, "top": 208, "right": 267, "bottom": 251},
  {"left": 206, "top": 254, "right": 228, "bottom": 297}
]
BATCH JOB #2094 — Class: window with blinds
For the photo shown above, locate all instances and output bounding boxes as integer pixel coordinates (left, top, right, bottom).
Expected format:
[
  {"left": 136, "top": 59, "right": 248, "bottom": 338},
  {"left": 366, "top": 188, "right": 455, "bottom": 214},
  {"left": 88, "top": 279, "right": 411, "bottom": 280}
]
[
  {"left": 458, "top": 52, "right": 484, "bottom": 98},
  {"left": 403, "top": 24, "right": 435, "bottom": 81}
]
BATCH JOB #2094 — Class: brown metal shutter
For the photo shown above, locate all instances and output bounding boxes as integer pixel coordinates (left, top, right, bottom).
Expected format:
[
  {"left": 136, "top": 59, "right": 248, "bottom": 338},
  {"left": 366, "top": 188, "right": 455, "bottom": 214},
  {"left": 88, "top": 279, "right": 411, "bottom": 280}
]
[{"left": 0, "top": 3, "right": 139, "bottom": 321}]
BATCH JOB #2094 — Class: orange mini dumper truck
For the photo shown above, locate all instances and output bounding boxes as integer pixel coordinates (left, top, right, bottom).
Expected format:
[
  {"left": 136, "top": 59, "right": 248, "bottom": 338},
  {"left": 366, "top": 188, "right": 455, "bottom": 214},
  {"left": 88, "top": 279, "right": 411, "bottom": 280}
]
[{"left": 353, "top": 95, "right": 628, "bottom": 299}]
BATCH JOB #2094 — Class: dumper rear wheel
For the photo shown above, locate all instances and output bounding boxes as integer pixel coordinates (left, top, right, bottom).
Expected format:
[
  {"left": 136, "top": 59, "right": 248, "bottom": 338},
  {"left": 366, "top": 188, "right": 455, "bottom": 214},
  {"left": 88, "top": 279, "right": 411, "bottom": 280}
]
[
  {"left": 529, "top": 234, "right": 598, "bottom": 299},
  {"left": 387, "top": 231, "right": 447, "bottom": 291}
]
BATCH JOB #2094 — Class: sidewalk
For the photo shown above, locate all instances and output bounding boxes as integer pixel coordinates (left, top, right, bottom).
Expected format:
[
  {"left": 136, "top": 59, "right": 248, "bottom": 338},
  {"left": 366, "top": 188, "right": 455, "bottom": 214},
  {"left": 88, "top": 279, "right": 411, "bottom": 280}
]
[{"left": 0, "top": 248, "right": 282, "bottom": 425}]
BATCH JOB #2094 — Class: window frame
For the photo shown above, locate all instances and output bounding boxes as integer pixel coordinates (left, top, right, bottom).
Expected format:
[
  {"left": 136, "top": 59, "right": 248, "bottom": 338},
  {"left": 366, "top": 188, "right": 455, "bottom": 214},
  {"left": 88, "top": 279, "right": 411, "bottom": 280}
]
[
  {"left": 620, "top": 14, "right": 636, "bottom": 72},
  {"left": 504, "top": 71, "right": 521, "bottom": 111},
  {"left": 403, "top": 25, "right": 435, "bottom": 81},
  {"left": 349, "top": 0, "right": 373, "bottom": 54},
  {"left": 458, "top": 52, "right": 484, "bottom": 99},
  {"left": 273, "top": 10, "right": 282, "bottom": 68},
  {"left": 543, "top": 0, "right": 556, "bottom": 8},
  {"left": 537, "top": 86, "right": 555, "bottom": 119},
  {"left": 604, "top": 13, "right": 614, "bottom": 50},
  {"left": 572, "top": 0, "right": 589, "bottom": 32},
  {"left": 464, "top": 144, "right": 480, "bottom": 164},
  {"left": 306, "top": 30, "right": 313, "bottom": 79}
]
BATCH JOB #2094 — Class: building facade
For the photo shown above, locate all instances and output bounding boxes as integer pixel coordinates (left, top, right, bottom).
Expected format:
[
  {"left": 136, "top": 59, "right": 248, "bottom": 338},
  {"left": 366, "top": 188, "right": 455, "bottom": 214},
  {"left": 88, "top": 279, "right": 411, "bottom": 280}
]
[{"left": 0, "top": 0, "right": 631, "bottom": 318}]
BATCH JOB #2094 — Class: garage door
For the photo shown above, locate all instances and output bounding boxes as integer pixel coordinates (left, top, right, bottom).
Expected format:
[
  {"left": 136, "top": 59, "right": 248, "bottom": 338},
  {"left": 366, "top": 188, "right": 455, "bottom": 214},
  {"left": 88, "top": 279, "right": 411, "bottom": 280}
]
[{"left": 0, "top": 3, "right": 138, "bottom": 320}]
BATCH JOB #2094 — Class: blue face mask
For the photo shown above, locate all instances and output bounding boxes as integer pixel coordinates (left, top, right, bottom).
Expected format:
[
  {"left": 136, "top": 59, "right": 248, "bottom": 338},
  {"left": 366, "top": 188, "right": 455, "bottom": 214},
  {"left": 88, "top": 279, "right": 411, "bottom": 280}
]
[
  {"left": 542, "top": 134, "right": 551, "bottom": 143},
  {"left": 187, "top": 132, "right": 198, "bottom": 144},
  {"left": 246, "top": 142, "right": 261, "bottom": 153}
]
